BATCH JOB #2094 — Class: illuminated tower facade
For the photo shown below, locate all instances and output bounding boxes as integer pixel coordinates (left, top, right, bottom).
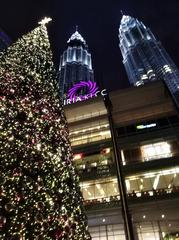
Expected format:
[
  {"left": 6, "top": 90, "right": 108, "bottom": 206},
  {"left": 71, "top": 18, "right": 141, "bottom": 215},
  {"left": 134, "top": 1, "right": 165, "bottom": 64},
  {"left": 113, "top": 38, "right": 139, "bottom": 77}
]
[
  {"left": 58, "top": 28, "right": 94, "bottom": 97},
  {"left": 119, "top": 15, "right": 179, "bottom": 107}
]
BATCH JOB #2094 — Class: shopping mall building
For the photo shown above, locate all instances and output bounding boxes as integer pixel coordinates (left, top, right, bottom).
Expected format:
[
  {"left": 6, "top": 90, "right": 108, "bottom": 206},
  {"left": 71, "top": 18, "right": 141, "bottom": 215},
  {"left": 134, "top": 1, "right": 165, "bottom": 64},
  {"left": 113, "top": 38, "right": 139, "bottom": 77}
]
[{"left": 64, "top": 80, "right": 179, "bottom": 240}]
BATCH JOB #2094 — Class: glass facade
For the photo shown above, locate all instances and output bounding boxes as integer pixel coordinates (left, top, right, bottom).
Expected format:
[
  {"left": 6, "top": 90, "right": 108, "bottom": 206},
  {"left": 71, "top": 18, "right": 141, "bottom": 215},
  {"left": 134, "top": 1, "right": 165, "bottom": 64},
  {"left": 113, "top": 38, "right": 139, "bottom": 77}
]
[
  {"left": 89, "top": 224, "right": 125, "bottom": 240},
  {"left": 80, "top": 167, "right": 179, "bottom": 202},
  {"left": 119, "top": 15, "right": 179, "bottom": 107},
  {"left": 64, "top": 85, "right": 179, "bottom": 240},
  {"left": 120, "top": 138, "right": 179, "bottom": 165},
  {"left": 89, "top": 221, "right": 179, "bottom": 240},
  {"left": 126, "top": 167, "right": 179, "bottom": 194},
  {"left": 70, "top": 129, "right": 111, "bottom": 146},
  {"left": 141, "top": 142, "right": 172, "bottom": 161},
  {"left": 70, "top": 121, "right": 111, "bottom": 146},
  {"left": 73, "top": 147, "right": 113, "bottom": 170},
  {"left": 81, "top": 165, "right": 179, "bottom": 239},
  {"left": 73, "top": 137, "right": 179, "bottom": 168},
  {"left": 80, "top": 177, "right": 119, "bottom": 201},
  {"left": 136, "top": 221, "right": 179, "bottom": 240}
]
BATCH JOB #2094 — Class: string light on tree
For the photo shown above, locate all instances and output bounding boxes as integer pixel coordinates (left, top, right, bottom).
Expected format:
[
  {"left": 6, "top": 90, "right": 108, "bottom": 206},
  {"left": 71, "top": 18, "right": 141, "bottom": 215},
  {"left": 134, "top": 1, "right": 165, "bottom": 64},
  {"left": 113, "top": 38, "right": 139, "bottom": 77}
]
[{"left": 0, "top": 20, "right": 91, "bottom": 239}]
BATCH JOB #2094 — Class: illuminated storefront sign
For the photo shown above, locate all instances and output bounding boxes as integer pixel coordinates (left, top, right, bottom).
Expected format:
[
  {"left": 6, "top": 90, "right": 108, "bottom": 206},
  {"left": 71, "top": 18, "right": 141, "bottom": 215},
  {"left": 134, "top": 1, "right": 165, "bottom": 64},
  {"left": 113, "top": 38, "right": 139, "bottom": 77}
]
[
  {"left": 63, "top": 81, "right": 107, "bottom": 105},
  {"left": 136, "top": 123, "right": 157, "bottom": 130}
]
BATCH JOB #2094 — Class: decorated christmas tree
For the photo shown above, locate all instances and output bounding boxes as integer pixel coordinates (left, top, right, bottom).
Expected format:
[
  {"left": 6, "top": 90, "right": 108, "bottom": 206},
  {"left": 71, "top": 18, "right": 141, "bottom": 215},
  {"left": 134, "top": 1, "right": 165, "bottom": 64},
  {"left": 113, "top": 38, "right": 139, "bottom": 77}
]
[{"left": 0, "top": 18, "right": 91, "bottom": 240}]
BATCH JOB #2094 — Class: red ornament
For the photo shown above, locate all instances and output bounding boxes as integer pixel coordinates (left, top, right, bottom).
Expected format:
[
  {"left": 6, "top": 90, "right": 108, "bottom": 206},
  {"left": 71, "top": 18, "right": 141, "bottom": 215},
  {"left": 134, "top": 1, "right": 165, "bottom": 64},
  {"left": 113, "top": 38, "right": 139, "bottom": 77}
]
[
  {"left": 55, "top": 228, "right": 62, "bottom": 239},
  {"left": 13, "top": 168, "right": 22, "bottom": 177},
  {"left": 37, "top": 201, "right": 44, "bottom": 210},
  {"left": 0, "top": 216, "right": 6, "bottom": 228},
  {"left": 71, "top": 223, "right": 76, "bottom": 230},
  {"left": 62, "top": 214, "right": 68, "bottom": 222},
  {"left": 16, "top": 193, "right": 23, "bottom": 202},
  {"left": 64, "top": 225, "right": 70, "bottom": 233},
  {"left": 42, "top": 222, "right": 49, "bottom": 231}
]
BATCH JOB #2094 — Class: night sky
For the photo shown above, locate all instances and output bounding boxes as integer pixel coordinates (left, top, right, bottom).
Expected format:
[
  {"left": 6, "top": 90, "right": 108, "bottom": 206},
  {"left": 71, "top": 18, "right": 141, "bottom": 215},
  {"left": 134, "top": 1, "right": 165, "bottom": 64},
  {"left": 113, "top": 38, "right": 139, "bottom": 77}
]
[{"left": 1, "top": 0, "right": 179, "bottom": 91}]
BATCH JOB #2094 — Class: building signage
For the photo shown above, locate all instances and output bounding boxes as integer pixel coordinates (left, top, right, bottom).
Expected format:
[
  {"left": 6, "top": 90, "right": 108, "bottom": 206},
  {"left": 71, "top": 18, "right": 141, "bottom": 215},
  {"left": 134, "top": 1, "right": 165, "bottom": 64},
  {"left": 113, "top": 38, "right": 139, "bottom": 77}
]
[
  {"left": 63, "top": 81, "right": 107, "bottom": 105},
  {"left": 136, "top": 123, "right": 157, "bottom": 130}
]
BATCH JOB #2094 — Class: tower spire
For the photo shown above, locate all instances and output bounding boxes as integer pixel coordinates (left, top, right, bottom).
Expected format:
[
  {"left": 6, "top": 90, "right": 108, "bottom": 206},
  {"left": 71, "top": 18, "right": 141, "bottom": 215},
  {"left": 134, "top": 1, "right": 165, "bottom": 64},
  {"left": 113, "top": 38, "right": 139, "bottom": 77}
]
[
  {"left": 120, "top": 10, "right": 124, "bottom": 16},
  {"left": 67, "top": 27, "right": 86, "bottom": 44}
]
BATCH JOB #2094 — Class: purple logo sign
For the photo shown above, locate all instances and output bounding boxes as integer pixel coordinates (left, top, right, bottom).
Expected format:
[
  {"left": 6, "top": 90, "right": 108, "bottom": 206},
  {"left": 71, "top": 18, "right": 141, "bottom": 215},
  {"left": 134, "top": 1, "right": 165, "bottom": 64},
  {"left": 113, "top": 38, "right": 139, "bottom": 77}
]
[
  {"left": 67, "top": 81, "right": 99, "bottom": 101},
  {"left": 64, "top": 81, "right": 107, "bottom": 105}
]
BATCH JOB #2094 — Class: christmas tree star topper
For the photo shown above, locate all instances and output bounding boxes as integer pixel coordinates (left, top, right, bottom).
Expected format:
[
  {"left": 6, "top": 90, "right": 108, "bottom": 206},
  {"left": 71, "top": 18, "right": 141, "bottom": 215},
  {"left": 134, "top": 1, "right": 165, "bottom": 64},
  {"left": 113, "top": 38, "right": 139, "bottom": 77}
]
[{"left": 38, "top": 17, "right": 52, "bottom": 25}]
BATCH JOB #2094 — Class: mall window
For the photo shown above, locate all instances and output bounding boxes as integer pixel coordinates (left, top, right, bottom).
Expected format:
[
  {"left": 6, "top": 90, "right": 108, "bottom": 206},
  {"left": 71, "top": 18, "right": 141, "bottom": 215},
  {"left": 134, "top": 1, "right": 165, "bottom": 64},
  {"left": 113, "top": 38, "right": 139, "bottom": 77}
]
[
  {"left": 69, "top": 121, "right": 111, "bottom": 146},
  {"left": 80, "top": 167, "right": 179, "bottom": 201},
  {"left": 89, "top": 222, "right": 179, "bottom": 240},
  {"left": 125, "top": 167, "right": 179, "bottom": 194},
  {"left": 121, "top": 139, "right": 179, "bottom": 165},
  {"left": 89, "top": 224, "right": 125, "bottom": 240},
  {"left": 80, "top": 177, "right": 119, "bottom": 201},
  {"left": 70, "top": 129, "right": 111, "bottom": 146},
  {"left": 74, "top": 149, "right": 113, "bottom": 170},
  {"left": 141, "top": 141, "right": 172, "bottom": 161}
]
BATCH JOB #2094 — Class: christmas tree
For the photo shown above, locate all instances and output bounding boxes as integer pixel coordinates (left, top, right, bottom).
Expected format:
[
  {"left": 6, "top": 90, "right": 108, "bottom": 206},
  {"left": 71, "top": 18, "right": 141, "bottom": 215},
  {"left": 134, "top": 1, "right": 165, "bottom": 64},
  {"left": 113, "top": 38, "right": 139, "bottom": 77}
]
[{"left": 0, "top": 18, "right": 91, "bottom": 240}]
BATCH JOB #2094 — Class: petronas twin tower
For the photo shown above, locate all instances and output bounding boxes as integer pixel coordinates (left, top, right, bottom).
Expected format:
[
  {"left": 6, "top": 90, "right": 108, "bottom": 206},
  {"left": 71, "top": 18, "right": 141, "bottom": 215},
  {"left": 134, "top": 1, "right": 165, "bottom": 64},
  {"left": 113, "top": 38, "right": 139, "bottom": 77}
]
[
  {"left": 58, "top": 28, "right": 94, "bottom": 97},
  {"left": 58, "top": 14, "right": 179, "bottom": 107},
  {"left": 119, "top": 14, "right": 179, "bottom": 107}
]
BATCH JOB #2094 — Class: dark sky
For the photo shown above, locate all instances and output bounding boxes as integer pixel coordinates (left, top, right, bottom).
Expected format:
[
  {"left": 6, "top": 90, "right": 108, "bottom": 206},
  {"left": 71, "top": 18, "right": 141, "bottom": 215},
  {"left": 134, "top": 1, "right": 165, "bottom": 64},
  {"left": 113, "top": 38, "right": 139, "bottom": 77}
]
[{"left": 1, "top": 0, "right": 179, "bottom": 91}]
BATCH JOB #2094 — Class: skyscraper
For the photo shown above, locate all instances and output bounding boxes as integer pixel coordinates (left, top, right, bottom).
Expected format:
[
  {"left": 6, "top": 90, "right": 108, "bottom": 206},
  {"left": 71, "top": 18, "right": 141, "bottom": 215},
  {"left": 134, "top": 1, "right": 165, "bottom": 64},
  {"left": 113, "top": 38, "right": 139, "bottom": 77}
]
[
  {"left": 0, "top": 28, "right": 11, "bottom": 51},
  {"left": 58, "top": 28, "right": 94, "bottom": 97},
  {"left": 119, "top": 14, "right": 179, "bottom": 107}
]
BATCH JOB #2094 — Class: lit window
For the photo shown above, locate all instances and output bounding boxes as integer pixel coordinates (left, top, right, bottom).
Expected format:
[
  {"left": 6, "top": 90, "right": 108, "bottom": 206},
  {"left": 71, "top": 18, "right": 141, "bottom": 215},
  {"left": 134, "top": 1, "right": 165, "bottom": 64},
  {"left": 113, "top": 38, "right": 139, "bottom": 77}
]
[
  {"left": 141, "top": 74, "right": 148, "bottom": 80},
  {"left": 78, "top": 164, "right": 86, "bottom": 169},
  {"left": 101, "top": 160, "right": 108, "bottom": 165},
  {"left": 91, "top": 162, "right": 97, "bottom": 167},
  {"left": 120, "top": 150, "right": 126, "bottom": 165},
  {"left": 80, "top": 177, "right": 119, "bottom": 200},
  {"left": 141, "top": 142, "right": 172, "bottom": 161},
  {"left": 73, "top": 153, "right": 83, "bottom": 160},
  {"left": 163, "top": 64, "right": 172, "bottom": 73}
]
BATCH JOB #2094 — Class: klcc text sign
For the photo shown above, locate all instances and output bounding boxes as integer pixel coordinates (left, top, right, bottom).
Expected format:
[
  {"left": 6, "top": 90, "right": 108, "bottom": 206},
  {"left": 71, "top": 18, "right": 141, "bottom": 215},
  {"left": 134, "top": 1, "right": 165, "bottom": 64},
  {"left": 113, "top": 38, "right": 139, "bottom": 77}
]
[{"left": 63, "top": 81, "right": 107, "bottom": 105}]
